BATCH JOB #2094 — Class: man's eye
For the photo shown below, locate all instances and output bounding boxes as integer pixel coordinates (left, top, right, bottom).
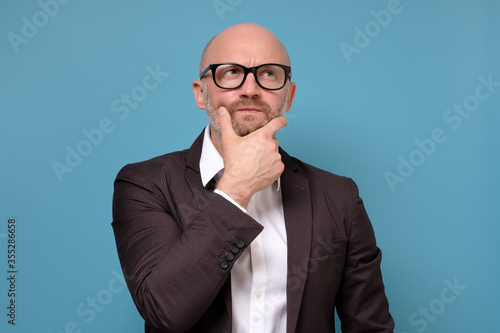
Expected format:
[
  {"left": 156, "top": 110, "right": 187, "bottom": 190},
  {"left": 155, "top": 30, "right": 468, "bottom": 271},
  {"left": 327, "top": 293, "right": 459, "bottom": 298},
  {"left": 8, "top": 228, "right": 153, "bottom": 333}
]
[{"left": 221, "top": 67, "right": 242, "bottom": 76}]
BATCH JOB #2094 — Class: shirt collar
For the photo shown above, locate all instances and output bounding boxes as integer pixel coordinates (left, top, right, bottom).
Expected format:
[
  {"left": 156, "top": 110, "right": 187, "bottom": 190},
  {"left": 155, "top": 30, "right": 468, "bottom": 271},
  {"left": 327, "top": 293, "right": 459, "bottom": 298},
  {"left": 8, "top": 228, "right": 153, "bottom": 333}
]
[
  {"left": 199, "top": 125, "right": 224, "bottom": 187},
  {"left": 199, "top": 125, "right": 281, "bottom": 191}
]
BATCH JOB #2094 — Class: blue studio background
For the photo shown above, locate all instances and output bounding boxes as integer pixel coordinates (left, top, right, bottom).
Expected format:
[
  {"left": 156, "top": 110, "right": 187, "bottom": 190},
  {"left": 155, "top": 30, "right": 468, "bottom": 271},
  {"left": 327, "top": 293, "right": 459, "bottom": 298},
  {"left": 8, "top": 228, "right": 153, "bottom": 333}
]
[{"left": 1, "top": 0, "right": 499, "bottom": 332}]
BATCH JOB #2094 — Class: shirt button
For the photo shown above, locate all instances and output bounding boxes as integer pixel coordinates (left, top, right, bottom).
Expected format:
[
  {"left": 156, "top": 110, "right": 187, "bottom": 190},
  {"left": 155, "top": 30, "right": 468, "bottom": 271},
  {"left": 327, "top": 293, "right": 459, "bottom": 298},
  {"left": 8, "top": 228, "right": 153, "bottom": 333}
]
[
  {"left": 254, "top": 290, "right": 262, "bottom": 299},
  {"left": 252, "top": 242, "right": 260, "bottom": 250}
]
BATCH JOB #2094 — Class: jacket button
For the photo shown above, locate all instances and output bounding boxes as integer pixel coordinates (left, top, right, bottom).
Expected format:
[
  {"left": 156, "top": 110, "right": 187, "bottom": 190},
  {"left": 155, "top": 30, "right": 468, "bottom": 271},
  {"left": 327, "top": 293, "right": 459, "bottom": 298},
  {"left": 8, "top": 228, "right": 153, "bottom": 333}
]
[
  {"left": 219, "top": 260, "right": 229, "bottom": 269},
  {"left": 230, "top": 244, "right": 240, "bottom": 254},
  {"left": 235, "top": 238, "right": 245, "bottom": 249},
  {"left": 225, "top": 251, "right": 235, "bottom": 261}
]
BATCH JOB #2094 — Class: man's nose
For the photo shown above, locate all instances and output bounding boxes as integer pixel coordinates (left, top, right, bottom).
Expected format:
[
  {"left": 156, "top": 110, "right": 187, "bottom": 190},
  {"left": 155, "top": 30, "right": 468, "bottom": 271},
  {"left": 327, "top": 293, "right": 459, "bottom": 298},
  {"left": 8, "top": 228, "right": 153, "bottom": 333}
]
[{"left": 238, "top": 72, "right": 261, "bottom": 98}]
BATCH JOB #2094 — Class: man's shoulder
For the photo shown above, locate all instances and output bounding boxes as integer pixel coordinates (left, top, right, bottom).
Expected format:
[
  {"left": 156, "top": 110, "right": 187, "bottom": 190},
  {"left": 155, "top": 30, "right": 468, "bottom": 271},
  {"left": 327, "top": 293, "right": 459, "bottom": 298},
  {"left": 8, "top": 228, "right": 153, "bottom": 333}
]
[
  {"left": 115, "top": 148, "right": 191, "bottom": 183},
  {"left": 138, "top": 149, "right": 190, "bottom": 167},
  {"left": 114, "top": 129, "right": 205, "bottom": 186}
]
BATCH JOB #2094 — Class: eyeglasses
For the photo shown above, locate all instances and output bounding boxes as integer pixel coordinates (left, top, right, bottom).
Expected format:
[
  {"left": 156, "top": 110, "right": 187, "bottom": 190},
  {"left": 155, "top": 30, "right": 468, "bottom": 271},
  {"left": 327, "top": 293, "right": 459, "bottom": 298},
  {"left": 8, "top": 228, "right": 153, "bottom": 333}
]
[{"left": 199, "top": 63, "right": 291, "bottom": 90}]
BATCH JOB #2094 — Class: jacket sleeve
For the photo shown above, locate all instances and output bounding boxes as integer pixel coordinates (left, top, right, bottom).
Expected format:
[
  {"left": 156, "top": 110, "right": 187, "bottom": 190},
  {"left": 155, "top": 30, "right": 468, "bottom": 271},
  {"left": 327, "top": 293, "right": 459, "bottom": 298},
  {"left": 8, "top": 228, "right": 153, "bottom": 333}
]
[
  {"left": 335, "top": 179, "right": 395, "bottom": 332},
  {"left": 111, "top": 162, "right": 263, "bottom": 332}
]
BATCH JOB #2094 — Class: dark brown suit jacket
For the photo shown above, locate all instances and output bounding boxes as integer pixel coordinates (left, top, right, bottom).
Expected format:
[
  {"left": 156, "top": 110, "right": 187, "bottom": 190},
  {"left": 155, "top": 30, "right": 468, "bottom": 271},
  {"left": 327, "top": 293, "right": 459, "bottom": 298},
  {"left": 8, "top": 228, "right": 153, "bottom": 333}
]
[{"left": 112, "top": 130, "right": 394, "bottom": 333}]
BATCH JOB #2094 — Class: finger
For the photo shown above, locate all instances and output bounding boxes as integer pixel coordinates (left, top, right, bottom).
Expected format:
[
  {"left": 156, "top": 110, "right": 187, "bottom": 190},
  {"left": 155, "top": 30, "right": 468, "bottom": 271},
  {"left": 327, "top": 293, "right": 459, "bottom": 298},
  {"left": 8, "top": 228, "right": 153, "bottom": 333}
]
[
  {"left": 260, "top": 115, "right": 288, "bottom": 137},
  {"left": 217, "top": 106, "right": 237, "bottom": 139}
]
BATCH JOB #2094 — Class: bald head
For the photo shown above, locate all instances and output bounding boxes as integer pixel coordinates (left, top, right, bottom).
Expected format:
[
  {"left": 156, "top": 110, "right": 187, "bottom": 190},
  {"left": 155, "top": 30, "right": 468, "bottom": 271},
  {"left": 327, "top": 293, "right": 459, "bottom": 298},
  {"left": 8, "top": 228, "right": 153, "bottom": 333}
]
[{"left": 199, "top": 23, "right": 291, "bottom": 74}]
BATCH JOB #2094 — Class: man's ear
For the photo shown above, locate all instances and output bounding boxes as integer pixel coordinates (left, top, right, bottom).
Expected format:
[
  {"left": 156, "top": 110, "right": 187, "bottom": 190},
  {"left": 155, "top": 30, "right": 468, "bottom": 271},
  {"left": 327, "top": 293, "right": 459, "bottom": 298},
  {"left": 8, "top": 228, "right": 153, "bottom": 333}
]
[
  {"left": 285, "top": 82, "right": 297, "bottom": 112},
  {"left": 192, "top": 80, "right": 206, "bottom": 109}
]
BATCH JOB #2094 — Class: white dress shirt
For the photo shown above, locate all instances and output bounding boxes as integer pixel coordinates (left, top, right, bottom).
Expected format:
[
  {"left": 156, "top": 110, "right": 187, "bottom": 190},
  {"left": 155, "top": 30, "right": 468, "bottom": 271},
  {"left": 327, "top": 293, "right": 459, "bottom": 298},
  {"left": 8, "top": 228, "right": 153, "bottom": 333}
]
[{"left": 199, "top": 126, "right": 288, "bottom": 333}]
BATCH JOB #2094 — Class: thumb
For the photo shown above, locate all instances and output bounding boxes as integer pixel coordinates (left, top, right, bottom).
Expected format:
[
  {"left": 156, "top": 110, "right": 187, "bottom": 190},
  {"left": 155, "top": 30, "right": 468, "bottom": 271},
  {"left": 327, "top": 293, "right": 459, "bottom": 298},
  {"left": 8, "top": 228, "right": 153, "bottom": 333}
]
[{"left": 260, "top": 115, "right": 288, "bottom": 137}]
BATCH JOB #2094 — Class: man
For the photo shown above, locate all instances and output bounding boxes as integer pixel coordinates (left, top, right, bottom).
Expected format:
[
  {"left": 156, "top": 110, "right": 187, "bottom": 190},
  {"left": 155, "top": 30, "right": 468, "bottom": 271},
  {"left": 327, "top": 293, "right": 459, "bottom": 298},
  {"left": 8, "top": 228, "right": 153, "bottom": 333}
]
[{"left": 112, "top": 23, "right": 394, "bottom": 333}]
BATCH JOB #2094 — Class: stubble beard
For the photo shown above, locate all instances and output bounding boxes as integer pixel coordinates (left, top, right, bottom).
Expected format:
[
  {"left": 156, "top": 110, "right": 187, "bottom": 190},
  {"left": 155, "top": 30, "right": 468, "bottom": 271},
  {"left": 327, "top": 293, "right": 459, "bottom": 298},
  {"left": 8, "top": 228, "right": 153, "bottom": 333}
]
[{"left": 204, "top": 84, "right": 290, "bottom": 137}]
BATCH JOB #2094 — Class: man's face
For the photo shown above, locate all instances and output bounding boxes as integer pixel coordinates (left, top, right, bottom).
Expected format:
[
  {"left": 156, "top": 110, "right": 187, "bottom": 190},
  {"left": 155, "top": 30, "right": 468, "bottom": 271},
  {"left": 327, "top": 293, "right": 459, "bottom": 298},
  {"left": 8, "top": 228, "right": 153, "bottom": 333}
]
[{"left": 193, "top": 24, "right": 296, "bottom": 138}]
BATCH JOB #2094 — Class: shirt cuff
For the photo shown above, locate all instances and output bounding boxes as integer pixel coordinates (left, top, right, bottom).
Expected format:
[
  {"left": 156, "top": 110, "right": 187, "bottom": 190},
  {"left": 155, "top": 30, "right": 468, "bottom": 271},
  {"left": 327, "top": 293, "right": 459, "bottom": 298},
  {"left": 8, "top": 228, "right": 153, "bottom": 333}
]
[{"left": 214, "top": 189, "right": 247, "bottom": 213}]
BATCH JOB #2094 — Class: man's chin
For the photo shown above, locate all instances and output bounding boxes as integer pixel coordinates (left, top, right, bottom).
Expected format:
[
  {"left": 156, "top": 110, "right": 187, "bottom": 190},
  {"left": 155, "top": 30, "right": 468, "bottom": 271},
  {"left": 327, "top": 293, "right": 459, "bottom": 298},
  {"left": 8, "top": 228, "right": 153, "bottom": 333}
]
[{"left": 232, "top": 118, "right": 268, "bottom": 137}]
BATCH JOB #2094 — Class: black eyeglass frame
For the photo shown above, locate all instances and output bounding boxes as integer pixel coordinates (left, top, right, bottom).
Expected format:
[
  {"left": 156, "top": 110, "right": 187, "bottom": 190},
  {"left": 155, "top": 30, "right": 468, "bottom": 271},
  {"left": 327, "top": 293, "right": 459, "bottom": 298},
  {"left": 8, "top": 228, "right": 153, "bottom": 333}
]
[{"left": 199, "top": 63, "right": 292, "bottom": 91}]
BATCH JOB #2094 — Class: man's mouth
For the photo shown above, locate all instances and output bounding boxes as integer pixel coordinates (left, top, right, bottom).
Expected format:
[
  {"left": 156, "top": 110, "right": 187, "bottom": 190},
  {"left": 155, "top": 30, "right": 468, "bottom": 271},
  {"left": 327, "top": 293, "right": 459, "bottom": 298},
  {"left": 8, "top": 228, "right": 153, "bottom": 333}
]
[{"left": 236, "top": 108, "right": 261, "bottom": 113}]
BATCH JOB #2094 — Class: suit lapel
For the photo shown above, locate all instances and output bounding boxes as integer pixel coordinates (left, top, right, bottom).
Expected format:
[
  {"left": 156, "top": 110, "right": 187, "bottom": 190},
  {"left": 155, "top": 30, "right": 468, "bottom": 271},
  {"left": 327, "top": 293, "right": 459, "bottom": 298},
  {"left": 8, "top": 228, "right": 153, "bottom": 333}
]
[{"left": 280, "top": 149, "right": 313, "bottom": 333}]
